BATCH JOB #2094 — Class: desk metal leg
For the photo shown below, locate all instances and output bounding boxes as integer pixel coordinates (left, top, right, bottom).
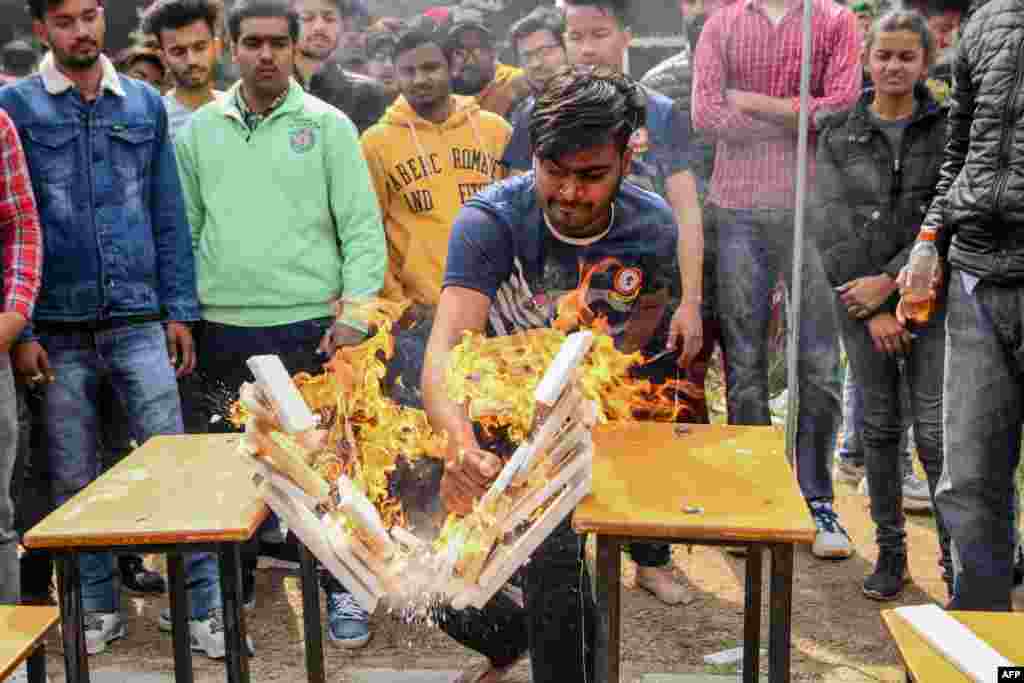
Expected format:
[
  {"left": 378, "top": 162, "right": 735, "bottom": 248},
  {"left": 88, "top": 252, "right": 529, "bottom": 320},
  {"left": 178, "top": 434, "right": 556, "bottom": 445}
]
[
  {"left": 57, "top": 552, "right": 89, "bottom": 683},
  {"left": 26, "top": 643, "right": 46, "bottom": 683},
  {"left": 167, "top": 552, "right": 194, "bottom": 683},
  {"left": 218, "top": 543, "right": 250, "bottom": 683},
  {"left": 744, "top": 545, "right": 763, "bottom": 683},
  {"left": 595, "top": 536, "right": 621, "bottom": 683},
  {"left": 768, "top": 544, "right": 795, "bottom": 683},
  {"left": 298, "top": 542, "right": 325, "bottom": 683}
]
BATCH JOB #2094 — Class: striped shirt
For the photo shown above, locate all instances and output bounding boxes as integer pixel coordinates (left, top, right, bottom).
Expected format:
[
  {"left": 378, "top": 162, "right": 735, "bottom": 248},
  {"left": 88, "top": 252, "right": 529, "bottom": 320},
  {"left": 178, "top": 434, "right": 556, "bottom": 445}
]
[
  {"left": 692, "top": 0, "right": 862, "bottom": 209},
  {"left": 0, "top": 108, "right": 42, "bottom": 320}
]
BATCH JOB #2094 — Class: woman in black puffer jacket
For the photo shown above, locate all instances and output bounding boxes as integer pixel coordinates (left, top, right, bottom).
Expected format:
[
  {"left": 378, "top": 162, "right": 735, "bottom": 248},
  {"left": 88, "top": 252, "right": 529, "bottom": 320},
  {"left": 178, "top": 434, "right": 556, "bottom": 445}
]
[{"left": 813, "top": 9, "right": 953, "bottom": 603}]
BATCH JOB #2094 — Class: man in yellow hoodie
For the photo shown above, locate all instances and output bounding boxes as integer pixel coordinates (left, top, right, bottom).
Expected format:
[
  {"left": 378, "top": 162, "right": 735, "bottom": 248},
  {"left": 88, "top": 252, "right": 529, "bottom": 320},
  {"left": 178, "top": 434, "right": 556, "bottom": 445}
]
[
  {"left": 361, "top": 18, "right": 511, "bottom": 311},
  {"left": 444, "top": 10, "right": 530, "bottom": 119}
]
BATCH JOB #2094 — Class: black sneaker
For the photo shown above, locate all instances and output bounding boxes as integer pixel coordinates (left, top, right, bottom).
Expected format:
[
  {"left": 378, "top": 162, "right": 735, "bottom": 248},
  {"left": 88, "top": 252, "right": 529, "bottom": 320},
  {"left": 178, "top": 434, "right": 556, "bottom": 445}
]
[
  {"left": 863, "top": 549, "right": 910, "bottom": 601},
  {"left": 119, "top": 555, "right": 166, "bottom": 594}
]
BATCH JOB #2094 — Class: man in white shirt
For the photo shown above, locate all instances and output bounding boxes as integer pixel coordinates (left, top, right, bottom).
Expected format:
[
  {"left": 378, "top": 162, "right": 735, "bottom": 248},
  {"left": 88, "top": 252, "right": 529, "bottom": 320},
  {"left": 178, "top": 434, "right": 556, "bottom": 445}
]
[{"left": 142, "top": 0, "right": 225, "bottom": 140}]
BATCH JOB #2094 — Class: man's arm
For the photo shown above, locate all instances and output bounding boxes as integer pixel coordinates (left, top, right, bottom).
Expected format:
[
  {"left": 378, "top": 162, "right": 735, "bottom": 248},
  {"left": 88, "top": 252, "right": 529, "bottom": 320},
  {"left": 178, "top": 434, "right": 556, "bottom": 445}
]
[
  {"left": 328, "top": 115, "right": 386, "bottom": 321},
  {"left": 921, "top": 33, "right": 976, "bottom": 255},
  {"left": 423, "top": 204, "right": 515, "bottom": 513},
  {"left": 422, "top": 285, "right": 491, "bottom": 453},
  {"left": 150, "top": 97, "right": 200, "bottom": 323},
  {"left": 726, "top": 9, "right": 862, "bottom": 131},
  {"left": 665, "top": 170, "right": 703, "bottom": 299},
  {"left": 173, "top": 126, "right": 205, "bottom": 253},
  {"left": 422, "top": 285, "right": 503, "bottom": 514},
  {"left": 358, "top": 131, "right": 405, "bottom": 303},
  {"left": 691, "top": 13, "right": 789, "bottom": 142},
  {"left": 0, "top": 110, "right": 41, "bottom": 350}
]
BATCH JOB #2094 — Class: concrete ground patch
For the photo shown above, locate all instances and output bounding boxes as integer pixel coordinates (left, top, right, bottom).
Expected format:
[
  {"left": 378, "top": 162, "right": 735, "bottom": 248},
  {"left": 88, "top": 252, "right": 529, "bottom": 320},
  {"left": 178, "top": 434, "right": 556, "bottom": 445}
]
[
  {"left": 350, "top": 670, "right": 462, "bottom": 683},
  {"left": 641, "top": 675, "right": 741, "bottom": 683}
]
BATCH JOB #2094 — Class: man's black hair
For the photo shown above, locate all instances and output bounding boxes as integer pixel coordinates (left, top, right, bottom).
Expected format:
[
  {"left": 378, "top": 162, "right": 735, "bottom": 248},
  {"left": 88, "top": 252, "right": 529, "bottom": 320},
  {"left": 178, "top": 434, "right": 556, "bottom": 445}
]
[
  {"left": 562, "top": 0, "right": 631, "bottom": 28},
  {"left": 509, "top": 6, "right": 565, "bottom": 58},
  {"left": 530, "top": 65, "right": 646, "bottom": 161},
  {"left": 27, "top": 0, "right": 103, "bottom": 21},
  {"left": 393, "top": 16, "right": 446, "bottom": 61},
  {"left": 226, "top": 0, "right": 299, "bottom": 43},
  {"left": 141, "top": 0, "right": 221, "bottom": 46}
]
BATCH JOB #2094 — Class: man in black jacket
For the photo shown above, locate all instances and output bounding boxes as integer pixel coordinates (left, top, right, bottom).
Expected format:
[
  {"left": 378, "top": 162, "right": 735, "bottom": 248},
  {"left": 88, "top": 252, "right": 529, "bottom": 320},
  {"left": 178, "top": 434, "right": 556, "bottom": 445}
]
[
  {"left": 913, "top": 0, "right": 1024, "bottom": 612},
  {"left": 291, "top": 0, "right": 389, "bottom": 133}
]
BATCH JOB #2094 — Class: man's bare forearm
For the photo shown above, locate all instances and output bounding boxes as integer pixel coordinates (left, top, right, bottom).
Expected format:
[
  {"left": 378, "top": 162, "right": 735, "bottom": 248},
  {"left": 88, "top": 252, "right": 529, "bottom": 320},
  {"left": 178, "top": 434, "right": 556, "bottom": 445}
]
[
  {"left": 422, "top": 328, "right": 478, "bottom": 451},
  {"left": 665, "top": 171, "right": 704, "bottom": 304}
]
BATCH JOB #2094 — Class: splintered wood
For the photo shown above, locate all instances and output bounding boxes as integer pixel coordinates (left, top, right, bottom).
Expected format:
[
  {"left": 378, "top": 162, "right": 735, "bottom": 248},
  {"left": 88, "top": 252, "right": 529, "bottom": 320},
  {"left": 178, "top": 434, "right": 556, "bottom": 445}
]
[{"left": 239, "top": 332, "right": 597, "bottom": 613}]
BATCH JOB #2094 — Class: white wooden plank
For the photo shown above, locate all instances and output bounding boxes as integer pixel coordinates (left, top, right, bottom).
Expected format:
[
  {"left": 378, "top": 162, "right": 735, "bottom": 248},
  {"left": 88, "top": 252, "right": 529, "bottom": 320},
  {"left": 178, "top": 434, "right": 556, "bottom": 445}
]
[
  {"left": 457, "top": 472, "right": 591, "bottom": 610},
  {"left": 334, "top": 474, "right": 396, "bottom": 557},
  {"left": 501, "top": 447, "right": 592, "bottom": 534},
  {"left": 262, "top": 482, "right": 380, "bottom": 612},
  {"left": 893, "top": 604, "right": 1015, "bottom": 682},
  {"left": 534, "top": 331, "right": 593, "bottom": 407},
  {"left": 247, "top": 355, "right": 318, "bottom": 433}
]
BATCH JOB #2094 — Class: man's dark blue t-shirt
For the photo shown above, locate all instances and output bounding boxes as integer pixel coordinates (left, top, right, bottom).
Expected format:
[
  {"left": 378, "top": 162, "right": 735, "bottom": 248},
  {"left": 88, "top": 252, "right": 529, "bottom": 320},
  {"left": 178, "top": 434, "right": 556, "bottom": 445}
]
[
  {"left": 500, "top": 87, "right": 695, "bottom": 198},
  {"left": 444, "top": 173, "right": 681, "bottom": 356}
]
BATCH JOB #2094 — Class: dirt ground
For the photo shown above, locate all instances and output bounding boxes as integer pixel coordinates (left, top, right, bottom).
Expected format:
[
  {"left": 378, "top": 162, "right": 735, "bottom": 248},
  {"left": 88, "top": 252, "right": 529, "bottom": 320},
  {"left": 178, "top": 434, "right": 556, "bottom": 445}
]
[{"left": 33, "top": 474, "right": 1024, "bottom": 683}]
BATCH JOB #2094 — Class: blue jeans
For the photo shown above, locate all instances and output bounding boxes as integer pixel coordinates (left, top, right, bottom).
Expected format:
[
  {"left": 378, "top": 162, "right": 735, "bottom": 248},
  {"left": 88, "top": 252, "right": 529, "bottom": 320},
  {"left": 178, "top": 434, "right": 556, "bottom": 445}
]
[
  {"left": 0, "top": 354, "right": 19, "bottom": 605},
  {"left": 939, "top": 272, "right": 1024, "bottom": 611},
  {"left": 713, "top": 206, "right": 841, "bottom": 501},
  {"left": 39, "top": 322, "right": 220, "bottom": 618}
]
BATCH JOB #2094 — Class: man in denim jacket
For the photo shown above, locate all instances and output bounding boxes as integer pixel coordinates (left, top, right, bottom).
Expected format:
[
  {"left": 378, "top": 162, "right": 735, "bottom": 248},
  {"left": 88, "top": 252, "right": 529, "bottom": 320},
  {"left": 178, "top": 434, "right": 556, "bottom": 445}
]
[{"left": 0, "top": 0, "right": 228, "bottom": 658}]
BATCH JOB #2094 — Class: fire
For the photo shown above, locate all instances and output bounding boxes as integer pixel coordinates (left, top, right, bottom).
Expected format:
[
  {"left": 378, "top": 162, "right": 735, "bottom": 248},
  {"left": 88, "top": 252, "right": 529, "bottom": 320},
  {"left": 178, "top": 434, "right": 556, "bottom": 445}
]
[{"left": 235, "top": 259, "right": 696, "bottom": 534}]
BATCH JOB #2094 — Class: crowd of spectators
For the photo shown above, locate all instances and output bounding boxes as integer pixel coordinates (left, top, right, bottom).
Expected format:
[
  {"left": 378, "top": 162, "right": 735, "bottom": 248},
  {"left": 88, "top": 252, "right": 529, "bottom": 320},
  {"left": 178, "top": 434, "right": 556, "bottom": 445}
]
[{"left": 2, "top": 0, "right": 1022, "bottom": 681}]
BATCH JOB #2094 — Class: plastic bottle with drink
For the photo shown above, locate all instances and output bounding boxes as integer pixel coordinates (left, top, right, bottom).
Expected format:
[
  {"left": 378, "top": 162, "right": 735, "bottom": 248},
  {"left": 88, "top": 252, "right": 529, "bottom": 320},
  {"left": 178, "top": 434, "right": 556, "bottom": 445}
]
[{"left": 903, "top": 228, "right": 939, "bottom": 325}]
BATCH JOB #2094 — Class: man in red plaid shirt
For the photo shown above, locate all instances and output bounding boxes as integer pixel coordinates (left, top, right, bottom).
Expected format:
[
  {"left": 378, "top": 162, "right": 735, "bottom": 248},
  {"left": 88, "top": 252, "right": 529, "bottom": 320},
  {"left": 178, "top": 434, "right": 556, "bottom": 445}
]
[
  {"left": 0, "top": 107, "right": 42, "bottom": 609},
  {"left": 692, "top": 0, "right": 861, "bottom": 558}
]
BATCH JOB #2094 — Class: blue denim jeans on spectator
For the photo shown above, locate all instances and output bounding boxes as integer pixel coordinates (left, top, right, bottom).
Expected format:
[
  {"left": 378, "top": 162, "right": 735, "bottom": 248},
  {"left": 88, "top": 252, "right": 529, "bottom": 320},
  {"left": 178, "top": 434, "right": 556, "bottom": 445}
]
[
  {"left": 939, "top": 271, "right": 1024, "bottom": 611},
  {"left": 0, "top": 354, "right": 20, "bottom": 606},
  {"left": 712, "top": 206, "right": 841, "bottom": 501},
  {"left": 39, "top": 322, "right": 220, "bottom": 619},
  {"left": 834, "top": 296, "right": 952, "bottom": 588},
  {"left": 188, "top": 318, "right": 350, "bottom": 597}
]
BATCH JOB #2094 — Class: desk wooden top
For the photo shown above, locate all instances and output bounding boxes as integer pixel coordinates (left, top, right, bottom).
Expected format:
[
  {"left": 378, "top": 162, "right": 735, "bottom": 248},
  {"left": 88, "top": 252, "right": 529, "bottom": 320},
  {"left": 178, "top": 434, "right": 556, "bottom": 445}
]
[
  {"left": 573, "top": 423, "right": 816, "bottom": 543},
  {"left": 25, "top": 434, "right": 268, "bottom": 549},
  {"left": 882, "top": 609, "right": 1024, "bottom": 681},
  {"left": 0, "top": 606, "right": 59, "bottom": 680}
]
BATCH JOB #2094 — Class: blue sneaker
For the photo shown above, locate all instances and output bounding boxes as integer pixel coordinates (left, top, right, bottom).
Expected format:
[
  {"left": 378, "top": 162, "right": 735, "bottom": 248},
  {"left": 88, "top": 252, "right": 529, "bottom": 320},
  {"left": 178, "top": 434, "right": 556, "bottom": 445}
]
[{"left": 326, "top": 591, "right": 371, "bottom": 649}]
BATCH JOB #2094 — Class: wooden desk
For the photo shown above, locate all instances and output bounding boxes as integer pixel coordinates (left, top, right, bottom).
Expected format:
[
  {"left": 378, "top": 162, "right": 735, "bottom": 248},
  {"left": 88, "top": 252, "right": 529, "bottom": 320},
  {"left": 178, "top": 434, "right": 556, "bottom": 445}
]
[
  {"left": 24, "top": 434, "right": 268, "bottom": 683},
  {"left": 574, "top": 423, "right": 816, "bottom": 683},
  {"left": 0, "top": 606, "right": 59, "bottom": 683},
  {"left": 882, "top": 609, "right": 1024, "bottom": 682}
]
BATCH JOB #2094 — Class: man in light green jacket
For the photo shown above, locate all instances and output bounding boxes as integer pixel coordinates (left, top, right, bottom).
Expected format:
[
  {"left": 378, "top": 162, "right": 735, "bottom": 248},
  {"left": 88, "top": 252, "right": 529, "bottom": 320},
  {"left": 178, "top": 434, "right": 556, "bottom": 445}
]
[{"left": 173, "top": 0, "right": 385, "bottom": 649}]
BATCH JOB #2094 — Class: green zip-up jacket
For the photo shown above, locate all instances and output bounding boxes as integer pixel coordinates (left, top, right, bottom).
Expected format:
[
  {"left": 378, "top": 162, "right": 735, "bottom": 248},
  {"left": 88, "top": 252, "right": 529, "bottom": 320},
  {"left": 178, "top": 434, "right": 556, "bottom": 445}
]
[{"left": 174, "top": 79, "right": 385, "bottom": 327}]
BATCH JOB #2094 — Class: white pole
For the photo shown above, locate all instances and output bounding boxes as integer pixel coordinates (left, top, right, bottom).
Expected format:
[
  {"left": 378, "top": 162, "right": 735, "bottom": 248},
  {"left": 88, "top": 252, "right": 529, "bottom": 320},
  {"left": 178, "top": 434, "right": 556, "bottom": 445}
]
[{"left": 785, "top": 0, "right": 814, "bottom": 467}]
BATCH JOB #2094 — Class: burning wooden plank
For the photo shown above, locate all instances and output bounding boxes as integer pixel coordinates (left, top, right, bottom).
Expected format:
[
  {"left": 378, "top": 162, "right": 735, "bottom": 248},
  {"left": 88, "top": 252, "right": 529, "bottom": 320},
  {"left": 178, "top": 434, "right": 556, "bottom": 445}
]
[
  {"left": 246, "top": 355, "right": 318, "bottom": 433},
  {"left": 240, "top": 329, "right": 597, "bottom": 613}
]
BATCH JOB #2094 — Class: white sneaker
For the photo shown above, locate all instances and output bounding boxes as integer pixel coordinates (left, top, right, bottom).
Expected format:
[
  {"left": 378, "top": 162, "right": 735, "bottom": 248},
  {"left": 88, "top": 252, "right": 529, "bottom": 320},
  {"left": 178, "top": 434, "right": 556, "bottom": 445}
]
[
  {"left": 900, "top": 470, "right": 932, "bottom": 512},
  {"left": 159, "top": 607, "right": 255, "bottom": 659},
  {"left": 7, "top": 662, "right": 50, "bottom": 682},
  {"left": 810, "top": 502, "right": 853, "bottom": 559},
  {"left": 190, "top": 608, "right": 226, "bottom": 659},
  {"left": 84, "top": 612, "right": 126, "bottom": 655},
  {"left": 858, "top": 471, "right": 932, "bottom": 512}
]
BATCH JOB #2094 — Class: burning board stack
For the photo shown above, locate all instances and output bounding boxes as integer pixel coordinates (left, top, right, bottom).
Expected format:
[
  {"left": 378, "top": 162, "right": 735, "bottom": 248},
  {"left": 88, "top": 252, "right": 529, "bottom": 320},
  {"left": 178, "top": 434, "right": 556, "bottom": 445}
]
[{"left": 233, "top": 306, "right": 600, "bottom": 612}]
